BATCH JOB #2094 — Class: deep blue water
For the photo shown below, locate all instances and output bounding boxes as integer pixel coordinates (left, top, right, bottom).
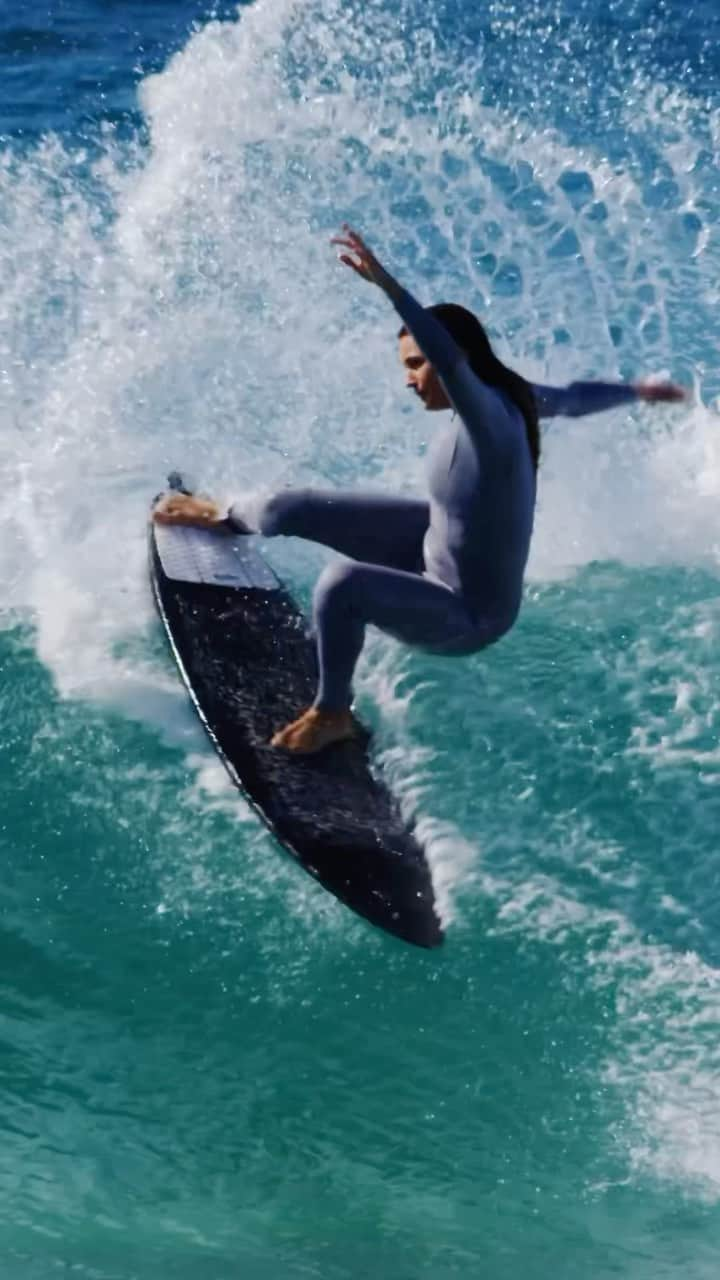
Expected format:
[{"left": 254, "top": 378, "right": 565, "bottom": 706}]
[
  {"left": 2, "top": 1, "right": 720, "bottom": 1277},
  {"left": 0, "top": 3, "right": 243, "bottom": 139}
]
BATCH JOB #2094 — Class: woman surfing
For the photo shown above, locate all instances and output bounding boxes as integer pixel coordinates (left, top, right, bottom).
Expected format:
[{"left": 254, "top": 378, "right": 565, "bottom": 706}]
[{"left": 154, "top": 226, "right": 685, "bottom": 754}]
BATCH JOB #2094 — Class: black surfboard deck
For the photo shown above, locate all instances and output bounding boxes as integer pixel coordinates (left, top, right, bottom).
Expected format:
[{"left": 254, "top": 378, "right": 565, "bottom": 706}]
[{"left": 149, "top": 494, "right": 443, "bottom": 948}]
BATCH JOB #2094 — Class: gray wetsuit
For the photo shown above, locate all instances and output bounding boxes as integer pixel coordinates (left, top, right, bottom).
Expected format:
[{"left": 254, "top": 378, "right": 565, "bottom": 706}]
[{"left": 230, "top": 291, "right": 637, "bottom": 709}]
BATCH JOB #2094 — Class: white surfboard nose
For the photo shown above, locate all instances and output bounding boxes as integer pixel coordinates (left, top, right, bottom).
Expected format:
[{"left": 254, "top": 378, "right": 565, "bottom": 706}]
[{"left": 154, "top": 522, "right": 279, "bottom": 591}]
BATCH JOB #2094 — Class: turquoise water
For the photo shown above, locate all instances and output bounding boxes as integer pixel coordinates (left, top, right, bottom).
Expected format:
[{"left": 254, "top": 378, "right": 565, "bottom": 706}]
[{"left": 2, "top": 1, "right": 720, "bottom": 1275}]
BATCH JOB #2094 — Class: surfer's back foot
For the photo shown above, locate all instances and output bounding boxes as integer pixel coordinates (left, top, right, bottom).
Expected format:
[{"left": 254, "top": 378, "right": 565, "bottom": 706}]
[{"left": 270, "top": 707, "right": 359, "bottom": 754}]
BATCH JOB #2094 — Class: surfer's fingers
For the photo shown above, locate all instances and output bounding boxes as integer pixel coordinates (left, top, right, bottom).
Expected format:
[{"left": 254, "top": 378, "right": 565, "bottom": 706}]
[
  {"left": 335, "top": 225, "right": 374, "bottom": 258},
  {"left": 332, "top": 236, "right": 371, "bottom": 264},
  {"left": 341, "top": 223, "right": 367, "bottom": 248},
  {"left": 338, "top": 253, "right": 370, "bottom": 279},
  {"left": 635, "top": 380, "right": 689, "bottom": 403}
]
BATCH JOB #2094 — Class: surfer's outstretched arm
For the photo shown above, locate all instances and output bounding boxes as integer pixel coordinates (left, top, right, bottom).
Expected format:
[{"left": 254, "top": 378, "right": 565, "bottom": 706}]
[
  {"left": 333, "top": 225, "right": 687, "bottom": 426},
  {"left": 532, "top": 378, "right": 687, "bottom": 419}
]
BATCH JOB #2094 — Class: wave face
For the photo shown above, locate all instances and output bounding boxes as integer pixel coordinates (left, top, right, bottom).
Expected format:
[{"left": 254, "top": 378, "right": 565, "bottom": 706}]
[{"left": 2, "top": 1, "right": 720, "bottom": 1275}]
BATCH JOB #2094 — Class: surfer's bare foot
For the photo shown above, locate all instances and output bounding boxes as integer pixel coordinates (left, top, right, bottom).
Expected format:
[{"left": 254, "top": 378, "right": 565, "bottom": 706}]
[
  {"left": 153, "top": 494, "right": 224, "bottom": 526},
  {"left": 270, "top": 707, "right": 358, "bottom": 754}
]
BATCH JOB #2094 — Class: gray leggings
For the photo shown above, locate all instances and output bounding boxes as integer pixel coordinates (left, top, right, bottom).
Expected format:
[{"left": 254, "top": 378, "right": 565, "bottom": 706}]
[{"left": 236, "top": 488, "right": 491, "bottom": 710}]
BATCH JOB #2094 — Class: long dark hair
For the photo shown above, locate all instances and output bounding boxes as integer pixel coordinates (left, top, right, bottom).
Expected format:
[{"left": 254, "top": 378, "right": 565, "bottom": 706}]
[{"left": 411, "top": 303, "right": 540, "bottom": 471}]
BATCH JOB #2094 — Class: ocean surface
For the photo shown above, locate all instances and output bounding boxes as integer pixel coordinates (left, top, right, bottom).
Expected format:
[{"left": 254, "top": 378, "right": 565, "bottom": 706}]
[{"left": 2, "top": 1, "right": 720, "bottom": 1276}]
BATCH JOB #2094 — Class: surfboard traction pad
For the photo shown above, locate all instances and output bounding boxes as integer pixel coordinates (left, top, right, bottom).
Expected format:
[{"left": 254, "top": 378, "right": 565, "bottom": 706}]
[{"left": 151, "top": 522, "right": 443, "bottom": 948}]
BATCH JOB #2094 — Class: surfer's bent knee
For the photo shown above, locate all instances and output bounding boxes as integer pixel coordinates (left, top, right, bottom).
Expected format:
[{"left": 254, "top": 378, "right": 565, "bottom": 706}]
[
  {"left": 312, "top": 560, "right": 358, "bottom": 613},
  {"left": 256, "top": 488, "right": 315, "bottom": 537}
]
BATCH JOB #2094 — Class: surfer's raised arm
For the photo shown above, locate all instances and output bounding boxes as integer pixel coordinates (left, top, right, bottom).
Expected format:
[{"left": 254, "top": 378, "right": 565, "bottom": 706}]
[
  {"left": 332, "top": 226, "right": 539, "bottom": 465},
  {"left": 333, "top": 227, "right": 460, "bottom": 377}
]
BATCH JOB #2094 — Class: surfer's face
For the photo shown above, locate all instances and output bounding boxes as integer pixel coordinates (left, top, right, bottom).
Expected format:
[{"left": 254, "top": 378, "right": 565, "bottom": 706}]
[{"left": 399, "top": 334, "right": 451, "bottom": 412}]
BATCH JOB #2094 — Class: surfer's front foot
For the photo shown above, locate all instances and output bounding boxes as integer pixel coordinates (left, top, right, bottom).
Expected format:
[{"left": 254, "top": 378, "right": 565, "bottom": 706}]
[
  {"left": 270, "top": 707, "right": 358, "bottom": 754},
  {"left": 153, "top": 494, "right": 224, "bottom": 527}
]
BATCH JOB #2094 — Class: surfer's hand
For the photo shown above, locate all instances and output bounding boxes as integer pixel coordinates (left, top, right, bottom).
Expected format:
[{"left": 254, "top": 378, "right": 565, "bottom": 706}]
[
  {"left": 332, "top": 225, "right": 396, "bottom": 294},
  {"left": 153, "top": 494, "right": 224, "bottom": 526},
  {"left": 634, "top": 381, "right": 688, "bottom": 404}
]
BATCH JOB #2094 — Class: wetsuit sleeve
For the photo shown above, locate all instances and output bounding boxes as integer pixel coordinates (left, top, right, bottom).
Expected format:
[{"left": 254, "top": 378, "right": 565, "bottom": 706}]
[
  {"left": 392, "top": 288, "right": 517, "bottom": 455},
  {"left": 531, "top": 381, "right": 638, "bottom": 419}
]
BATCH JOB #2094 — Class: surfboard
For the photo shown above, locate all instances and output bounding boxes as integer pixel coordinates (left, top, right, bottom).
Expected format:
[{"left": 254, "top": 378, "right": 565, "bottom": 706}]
[{"left": 149, "top": 482, "right": 443, "bottom": 948}]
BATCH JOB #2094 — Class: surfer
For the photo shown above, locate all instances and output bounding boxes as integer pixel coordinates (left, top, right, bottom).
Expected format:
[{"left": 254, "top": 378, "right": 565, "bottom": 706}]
[{"left": 154, "top": 226, "right": 685, "bottom": 754}]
